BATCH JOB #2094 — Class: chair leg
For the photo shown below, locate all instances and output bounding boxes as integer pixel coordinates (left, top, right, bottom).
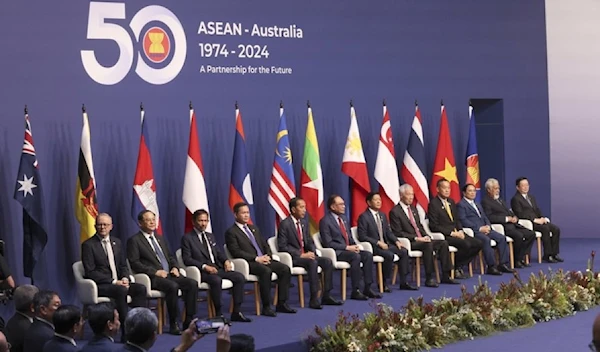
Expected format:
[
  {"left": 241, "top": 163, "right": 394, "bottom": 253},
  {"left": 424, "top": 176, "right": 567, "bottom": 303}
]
[
  {"left": 450, "top": 252, "right": 455, "bottom": 279},
  {"left": 434, "top": 259, "right": 440, "bottom": 283},
  {"left": 479, "top": 252, "right": 485, "bottom": 274},
  {"left": 341, "top": 269, "right": 347, "bottom": 301},
  {"left": 509, "top": 242, "right": 514, "bottom": 269},
  {"left": 469, "top": 262, "right": 473, "bottom": 277},
  {"left": 157, "top": 299, "right": 163, "bottom": 334},
  {"left": 537, "top": 237, "right": 542, "bottom": 263},
  {"left": 391, "top": 265, "right": 398, "bottom": 286},
  {"left": 377, "top": 263, "right": 384, "bottom": 293},
  {"left": 415, "top": 258, "right": 421, "bottom": 287},
  {"left": 254, "top": 282, "right": 261, "bottom": 316},
  {"left": 273, "top": 284, "right": 279, "bottom": 307},
  {"left": 207, "top": 295, "right": 214, "bottom": 318},
  {"left": 229, "top": 297, "right": 234, "bottom": 314},
  {"left": 318, "top": 273, "right": 324, "bottom": 299},
  {"left": 298, "top": 275, "right": 305, "bottom": 308},
  {"left": 525, "top": 253, "right": 530, "bottom": 265}
]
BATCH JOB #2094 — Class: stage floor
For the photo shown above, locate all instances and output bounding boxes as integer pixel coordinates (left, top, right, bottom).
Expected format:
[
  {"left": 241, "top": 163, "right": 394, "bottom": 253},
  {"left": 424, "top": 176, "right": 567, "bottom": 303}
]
[{"left": 106, "top": 238, "right": 600, "bottom": 351}]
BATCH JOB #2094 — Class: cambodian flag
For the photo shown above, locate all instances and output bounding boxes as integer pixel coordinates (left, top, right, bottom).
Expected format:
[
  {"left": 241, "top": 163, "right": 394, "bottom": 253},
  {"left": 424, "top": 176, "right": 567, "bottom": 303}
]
[
  {"left": 465, "top": 103, "right": 481, "bottom": 201},
  {"left": 229, "top": 104, "right": 254, "bottom": 222}
]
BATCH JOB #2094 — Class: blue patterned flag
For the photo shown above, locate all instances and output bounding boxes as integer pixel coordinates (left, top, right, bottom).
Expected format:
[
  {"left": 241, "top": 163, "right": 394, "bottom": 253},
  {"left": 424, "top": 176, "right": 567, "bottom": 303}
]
[{"left": 268, "top": 105, "right": 296, "bottom": 221}]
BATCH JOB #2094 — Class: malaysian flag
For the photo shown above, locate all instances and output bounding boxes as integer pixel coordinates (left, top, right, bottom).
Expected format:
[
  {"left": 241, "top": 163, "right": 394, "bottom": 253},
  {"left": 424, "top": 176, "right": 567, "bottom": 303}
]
[
  {"left": 400, "top": 101, "right": 430, "bottom": 215},
  {"left": 14, "top": 110, "right": 48, "bottom": 280},
  {"left": 268, "top": 103, "right": 296, "bottom": 221}
]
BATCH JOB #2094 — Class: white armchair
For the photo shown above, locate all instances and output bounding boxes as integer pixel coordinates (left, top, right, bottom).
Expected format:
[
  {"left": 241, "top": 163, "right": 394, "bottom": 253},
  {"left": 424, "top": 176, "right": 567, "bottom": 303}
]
[
  {"left": 350, "top": 227, "right": 392, "bottom": 293},
  {"left": 174, "top": 249, "right": 234, "bottom": 317},
  {"left": 312, "top": 233, "right": 351, "bottom": 301},
  {"left": 395, "top": 238, "right": 427, "bottom": 286},
  {"left": 422, "top": 219, "right": 459, "bottom": 279},
  {"left": 518, "top": 219, "right": 544, "bottom": 263},
  {"left": 223, "top": 245, "right": 278, "bottom": 315},
  {"left": 491, "top": 224, "right": 515, "bottom": 268},
  {"left": 72, "top": 261, "right": 133, "bottom": 308}
]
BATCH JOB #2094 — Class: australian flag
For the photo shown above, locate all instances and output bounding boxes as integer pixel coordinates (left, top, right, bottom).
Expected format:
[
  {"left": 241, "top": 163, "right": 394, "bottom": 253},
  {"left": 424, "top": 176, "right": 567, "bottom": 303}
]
[{"left": 14, "top": 113, "right": 48, "bottom": 279}]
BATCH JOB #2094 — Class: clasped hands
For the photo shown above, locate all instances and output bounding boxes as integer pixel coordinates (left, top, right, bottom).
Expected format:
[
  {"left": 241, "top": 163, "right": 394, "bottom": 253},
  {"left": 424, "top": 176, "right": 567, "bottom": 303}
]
[
  {"left": 255, "top": 255, "right": 272, "bottom": 264},
  {"left": 155, "top": 267, "right": 180, "bottom": 278}
]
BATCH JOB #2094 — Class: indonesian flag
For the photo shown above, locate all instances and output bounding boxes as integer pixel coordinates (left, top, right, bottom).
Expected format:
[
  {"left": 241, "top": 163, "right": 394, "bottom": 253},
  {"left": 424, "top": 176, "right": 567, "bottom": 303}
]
[
  {"left": 132, "top": 108, "right": 162, "bottom": 234},
  {"left": 430, "top": 103, "right": 461, "bottom": 202},
  {"left": 374, "top": 103, "right": 400, "bottom": 216},
  {"left": 182, "top": 108, "right": 212, "bottom": 233},
  {"left": 342, "top": 105, "right": 370, "bottom": 226},
  {"left": 300, "top": 105, "right": 324, "bottom": 235}
]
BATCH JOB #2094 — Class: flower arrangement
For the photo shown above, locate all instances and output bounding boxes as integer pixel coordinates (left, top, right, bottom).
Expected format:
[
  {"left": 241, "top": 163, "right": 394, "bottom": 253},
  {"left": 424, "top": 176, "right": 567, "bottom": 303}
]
[{"left": 308, "top": 252, "right": 599, "bottom": 352}]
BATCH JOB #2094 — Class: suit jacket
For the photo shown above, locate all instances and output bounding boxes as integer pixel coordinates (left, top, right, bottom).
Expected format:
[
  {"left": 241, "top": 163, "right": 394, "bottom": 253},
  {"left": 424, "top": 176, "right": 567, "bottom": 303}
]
[
  {"left": 23, "top": 319, "right": 54, "bottom": 352},
  {"left": 82, "top": 235, "right": 130, "bottom": 284},
  {"left": 126, "top": 232, "right": 177, "bottom": 276},
  {"left": 4, "top": 312, "right": 32, "bottom": 352},
  {"left": 181, "top": 230, "right": 227, "bottom": 269},
  {"left": 277, "top": 216, "right": 317, "bottom": 258},
  {"left": 510, "top": 192, "right": 543, "bottom": 221},
  {"left": 80, "top": 335, "right": 121, "bottom": 352},
  {"left": 319, "top": 212, "right": 356, "bottom": 254},
  {"left": 427, "top": 196, "right": 463, "bottom": 236},
  {"left": 481, "top": 195, "right": 515, "bottom": 224},
  {"left": 43, "top": 336, "right": 78, "bottom": 352},
  {"left": 457, "top": 199, "right": 491, "bottom": 230},
  {"left": 357, "top": 209, "right": 397, "bottom": 245},
  {"left": 224, "top": 223, "right": 272, "bottom": 262},
  {"left": 389, "top": 203, "right": 428, "bottom": 241}
]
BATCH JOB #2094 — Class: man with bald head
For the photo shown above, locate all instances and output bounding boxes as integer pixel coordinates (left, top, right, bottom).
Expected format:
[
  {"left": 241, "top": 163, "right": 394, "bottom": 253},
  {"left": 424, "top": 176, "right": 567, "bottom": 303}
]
[{"left": 82, "top": 213, "right": 146, "bottom": 340}]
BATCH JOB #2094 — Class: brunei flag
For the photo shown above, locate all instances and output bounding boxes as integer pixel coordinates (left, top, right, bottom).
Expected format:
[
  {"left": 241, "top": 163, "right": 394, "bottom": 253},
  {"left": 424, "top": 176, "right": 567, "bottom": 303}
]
[{"left": 75, "top": 108, "right": 99, "bottom": 243}]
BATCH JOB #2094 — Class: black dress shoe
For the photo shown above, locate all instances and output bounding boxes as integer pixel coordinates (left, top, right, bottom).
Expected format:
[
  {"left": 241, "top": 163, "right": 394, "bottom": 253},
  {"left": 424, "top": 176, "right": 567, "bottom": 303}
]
[
  {"left": 262, "top": 307, "right": 277, "bottom": 317},
  {"left": 499, "top": 264, "right": 515, "bottom": 273},
  {"left": 321, "top": 296, "right": 343, "bottom": 305},
  {"left": 441, "top": 277, "right": 459, "bottom": 285},
  {"left": 230, "top": 312, "right": 252, "bottom": 322},
  {"left": 383, "top": 286, "right": 392, "bottom": 293},
  {"left": 309, "top": 299, "right": 323, "bottom": 309},
  {"left": 350, "top": 290, "right": 368, "bottom": 300},
  {"left": 522, "top": 260, "right": 532, "bottom": 267},
  {"left": 486, "top": 266, "right": 502, "bottom": 275},
  {"left": 554, "top": 255, "right": 564, "bottom": 262},
  {"left": 363, "top": 289, "right": 383, "bottom": 299},
  {"left": 399, "top": 283, "right": 419, "bottom": 291},
  {"left": 514, "top": 261, "right": 524, "bottom": 269},
  {"left": 168, "top": 325, "right": 182, "bottom": 335},
  {"left": 425, "top": 278, "right": 439, "bottom": 287},
  {"left": 544, "top": 256, "right": 558, "bottom": 263},
  {"left": 276, "top": 303, "right": 297, "bottom": 313},
  {"left": 454, "top": 269, "right": 466, "bottom": 280}
]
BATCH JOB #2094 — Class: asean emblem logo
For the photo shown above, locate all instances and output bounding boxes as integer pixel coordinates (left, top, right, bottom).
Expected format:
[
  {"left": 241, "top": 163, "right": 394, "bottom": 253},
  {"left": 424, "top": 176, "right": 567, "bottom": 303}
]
[{"left": 143, "top": 27, "right": 170, "bottom": 64}]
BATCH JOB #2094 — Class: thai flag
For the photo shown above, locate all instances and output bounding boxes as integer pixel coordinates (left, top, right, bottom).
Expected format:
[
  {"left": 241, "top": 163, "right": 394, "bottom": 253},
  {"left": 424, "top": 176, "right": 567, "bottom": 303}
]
[
  {"left": 400, "top": 102, "right": 430, "bottom": 215},
  {"left": 465, "top": 104, "right": 481, "bottom": 201},
  {"left": 268, "top": 105, "right": 296, "bottom": 221},
  {"left": 229, "top": 104, "right": 254, "bottom": 222},
  {"left": 132, "top": 107, "right": 162, "bottom": 234}
]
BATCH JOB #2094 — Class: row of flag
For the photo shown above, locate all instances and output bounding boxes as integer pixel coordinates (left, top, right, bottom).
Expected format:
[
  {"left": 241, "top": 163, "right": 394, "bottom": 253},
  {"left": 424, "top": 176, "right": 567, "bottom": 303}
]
[{"left": 12, "top": 101, "right": 480, "bottom": 282}]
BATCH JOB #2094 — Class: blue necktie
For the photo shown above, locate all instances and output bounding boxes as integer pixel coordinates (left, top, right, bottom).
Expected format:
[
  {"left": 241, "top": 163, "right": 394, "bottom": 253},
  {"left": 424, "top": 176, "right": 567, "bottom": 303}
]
[
  {"left": 243, "top": 225, "right": 263, "bottom": 256},
  {"left": 150, "top": 235, "right": 169, "bottom": 271}
]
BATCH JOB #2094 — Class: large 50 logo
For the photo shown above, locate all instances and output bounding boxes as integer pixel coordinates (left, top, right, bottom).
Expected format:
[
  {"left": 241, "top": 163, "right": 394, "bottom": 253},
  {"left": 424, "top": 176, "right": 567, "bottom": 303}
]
[{"left": 81, "top": 2, "right": 186, "bottom": 85}]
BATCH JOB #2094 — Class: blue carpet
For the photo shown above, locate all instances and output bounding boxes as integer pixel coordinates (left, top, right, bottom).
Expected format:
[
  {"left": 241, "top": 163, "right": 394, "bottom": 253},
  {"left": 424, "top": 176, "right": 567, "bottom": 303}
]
[{"left": 116, "top": 238, "right": 600, "bottom": 351}]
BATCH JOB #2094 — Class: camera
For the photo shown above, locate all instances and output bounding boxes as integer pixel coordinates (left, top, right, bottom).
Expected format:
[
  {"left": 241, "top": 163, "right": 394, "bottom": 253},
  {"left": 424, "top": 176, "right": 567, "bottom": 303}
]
[{"left": 195, "top": 317, "right": 230, "bottom": 334}]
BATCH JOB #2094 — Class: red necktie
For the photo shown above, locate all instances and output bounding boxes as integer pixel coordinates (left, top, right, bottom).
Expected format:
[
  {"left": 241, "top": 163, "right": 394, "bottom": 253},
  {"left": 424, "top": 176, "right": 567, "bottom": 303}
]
[
  {"left": 338, "top": 217, "right": 349, "bottom": 245},
  {"left": 296, "top": 221, "right": 304, "bottom": 254},
  {"left": 407, "top": 206, "right": 423, "bottom": 238}
]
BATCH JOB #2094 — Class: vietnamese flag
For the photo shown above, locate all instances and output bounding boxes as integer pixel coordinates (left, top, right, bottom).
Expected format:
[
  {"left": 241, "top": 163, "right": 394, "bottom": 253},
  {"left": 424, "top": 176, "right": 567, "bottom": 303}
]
[{"left": 430, "top": 102, "right": 461, "bottom": 202}]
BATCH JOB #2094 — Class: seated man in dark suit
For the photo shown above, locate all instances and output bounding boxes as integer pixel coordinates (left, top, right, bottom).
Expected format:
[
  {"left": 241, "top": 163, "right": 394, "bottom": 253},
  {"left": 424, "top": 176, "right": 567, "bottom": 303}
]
[
  {"left": 481, "top": 178, "right": 535, "bottom": 268},
  {"left": 181, "top": 209, "right": 251, "bottom": 322},
  {"left": 357, "top": 192, "right": 417, "bottom": 291},
  {"left": 43, "top": 305, "right": 83, "bottom": 352},
  {"left": 428, "top": 179, "right": 482, "bottom": 279},
  {"left": 82, "top": 213, "right": 147, "bottom": 340},
  {"left": 5, "top": 284, "right": 38, "bottom": 352},
  {"left": 511, "top": 176, "right": 562, "bottom": 263},
  {"left": 127, "top": 210, "right": 198, "bottom": 335},
  {"left": 81, "top": 302, "right": 121, "bottom": 352},
  {"left": 320, "top": 195, "right": 382, "bottom": 300},
  {"left": 457, "top": 184, "right": 514, "bottom": 275},
  {"left": 389, "top": 184, "right": 458, "bottom": 287},
  {"left": 23, "top": 290, "right": 61, "bottom": 352},
  {"left": 277, "top": 197, "right": 343, "bottom": 309},
  {"left": 225, "top": 202, "right": 295, "bottom": 316}
]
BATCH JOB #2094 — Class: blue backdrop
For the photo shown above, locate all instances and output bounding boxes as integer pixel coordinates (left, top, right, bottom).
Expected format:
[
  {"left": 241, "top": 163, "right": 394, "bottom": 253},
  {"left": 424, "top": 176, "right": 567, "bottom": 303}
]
[{"left": 0, "top": 0, "right": 549, "bottom": 304}]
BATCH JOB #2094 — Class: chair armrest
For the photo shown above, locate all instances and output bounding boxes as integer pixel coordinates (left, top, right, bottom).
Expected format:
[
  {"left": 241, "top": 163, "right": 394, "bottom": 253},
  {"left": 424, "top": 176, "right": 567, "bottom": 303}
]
[
  {"left": 271, "top": 254, "right": 281, "bottom": 262},
  {"left": 463, "top": 228, "right": 474, "bottom": 238},
  {"left": 518, "top": 219, "right": 533, "bottom": 230},
  {"left": 231, "top": 258, "right": 250, "bottom": 277},
  {"left": 133, "top": 274, "right": 152, "bottom": 296},
  {"left": 179, "top": 268, "right": 187, "bottom": 277},
  {"left": 184, "top": 266, "right": 201, "bottom": 283},
  {"left": 396, "top": 238, "right": 412, "bottom": 251},
  {"left": 315, "top": 249, "right": 322, "bottom": 257},
  {"left": 491, "top": 224, "right": 505, "bottom": 235},
  {"left": 359, "top": 241, "right": 372, "bottom": 253},
  {"left": 318, "top": 247, "right": 338, "bottom": 265},
  {"left": 76, "top": 278, "right": 98, "bottom": 305},
  {"left": 274, "top": 252, "right": 293, "bottom": 269},
  {"left": 428, "top": 232, "right": 446, "bottom": 240},
  {"left": 129, "top": 275, "right": 135, "bottom": 283}
]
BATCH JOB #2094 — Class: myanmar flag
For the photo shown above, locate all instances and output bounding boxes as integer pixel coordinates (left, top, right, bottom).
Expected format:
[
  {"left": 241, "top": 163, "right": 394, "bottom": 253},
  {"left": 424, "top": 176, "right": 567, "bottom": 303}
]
[
  {"left": 300, "top": 105, "right": 324, "bottom": 235},
  {"left": 75, "top": 110, "right": 99, "bottom": 243}
]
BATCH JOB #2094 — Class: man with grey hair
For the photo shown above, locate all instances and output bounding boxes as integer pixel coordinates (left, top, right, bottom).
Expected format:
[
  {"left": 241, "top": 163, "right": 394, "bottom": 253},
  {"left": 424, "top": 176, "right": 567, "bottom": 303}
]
[
  {"left": 24, "top": 290, "right": 62, "bottom": 352},
  {"left": 5, "top": 284, "right": 38, "bottom": 352},
  {"left": 481, "top": 178, "right": 535, "bottom": 268}
]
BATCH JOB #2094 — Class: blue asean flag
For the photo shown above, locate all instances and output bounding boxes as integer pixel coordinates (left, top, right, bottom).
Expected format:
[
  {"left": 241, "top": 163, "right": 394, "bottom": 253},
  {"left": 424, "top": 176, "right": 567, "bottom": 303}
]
[
  {"left": 14, "top": 114, "right": 48, "bottom": 280},
  {"left": 465, "top": 104, "right": 481, "bottom": 201},
  {"left": 229, "top": 106, "right": 255, "bottom": 222}
]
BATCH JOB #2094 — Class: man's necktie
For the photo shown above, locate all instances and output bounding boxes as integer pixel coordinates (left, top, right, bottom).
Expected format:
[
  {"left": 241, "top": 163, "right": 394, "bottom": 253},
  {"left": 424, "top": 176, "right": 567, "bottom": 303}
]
[
  {"left": 296, "top": 221, "right": 304, "bottom": 254},
  {"left": 525, "top": 195, "right": 533, "bottom": 207},
  {"left": 150, "top": 236, "right": 169, "bottom": 271},
  {"left": 102, "top": 239, "right": 118, "bottom": 281},
  {"left": 202, "top": 232, "right": 215, "bottom": 264},
  {"left": 407, "top": 207, "right": 423, "bottom": 238},
  {"left": 443, "top": 199, "right": 454, "bottom": 221},
  {"left": 375, "top": 213, "right": 384, "bottom": 242},
  {"left": 338, "top": 217, "right": 350, "bottom": 245},
  {"left": 243, "top": 225, "right": 264, "bottom": 256},
  {"left": 471, "top": 201, "right": 481, "bottom": 217}
]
